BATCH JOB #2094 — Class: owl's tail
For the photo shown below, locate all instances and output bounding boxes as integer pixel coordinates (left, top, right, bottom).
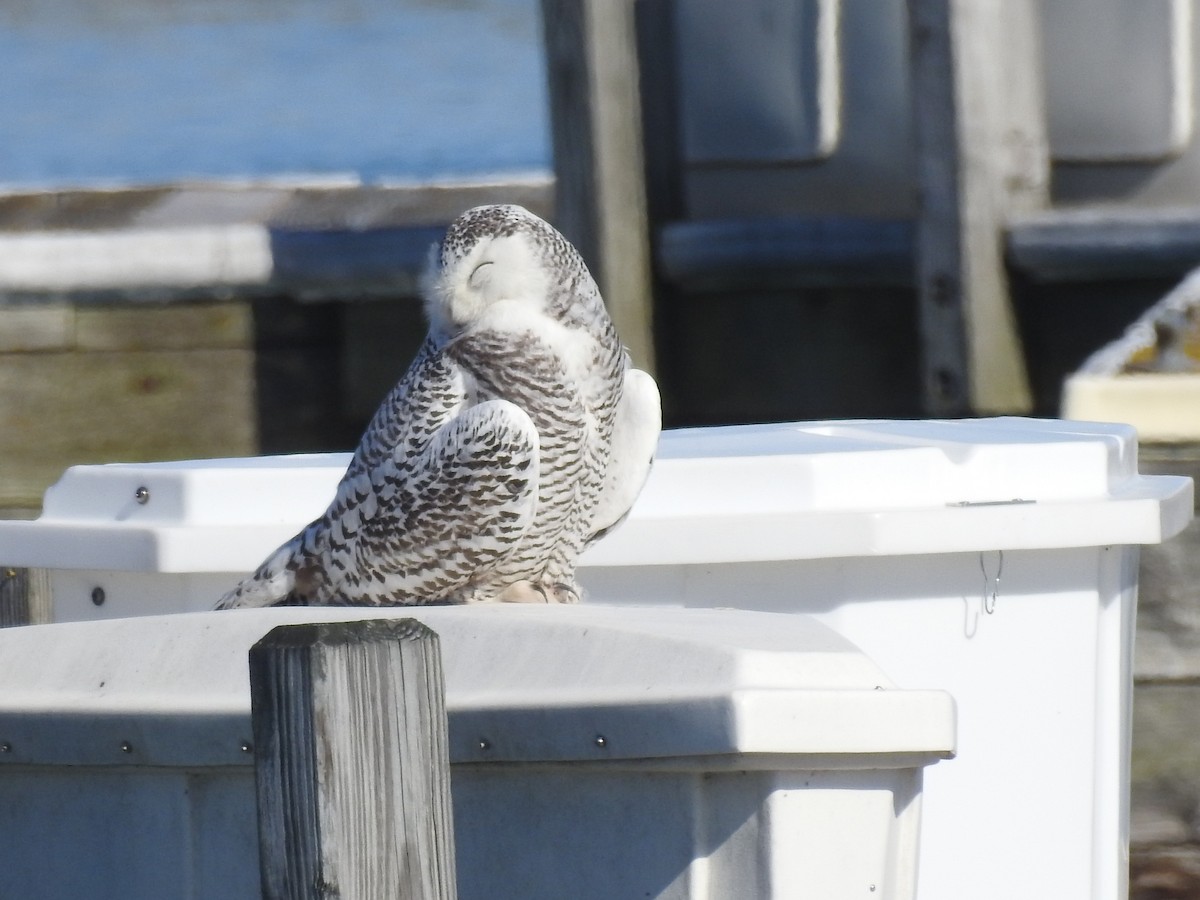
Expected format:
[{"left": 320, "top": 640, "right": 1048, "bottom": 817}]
[{"left": 214, "top": 537, "right": 304, "bottom": 610}]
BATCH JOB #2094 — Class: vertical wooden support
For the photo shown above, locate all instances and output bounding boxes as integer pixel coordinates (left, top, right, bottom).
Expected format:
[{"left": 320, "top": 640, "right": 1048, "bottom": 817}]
[
  {"left": 634, "top": 0, "right": 685, "bottom": 233},
  {"left": 250, "top": 619, "right": 456, "bottom": 900},
  {"left": 0, "top": 567, "right": 52, "bottom": 627},
  {"left": 541, "top": 0, "right": 658, "bottom": 374},
  {"left": 908, "top": 0, "right": 1047, "bottom": 415}
]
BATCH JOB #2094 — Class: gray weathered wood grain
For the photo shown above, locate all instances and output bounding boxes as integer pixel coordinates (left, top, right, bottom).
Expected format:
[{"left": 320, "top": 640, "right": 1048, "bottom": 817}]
[
  {"left": 541, "top": 0, "right": 657, "bottom": 374},
  {"left": 0, "top": 567, "right": 52, "bottom": 627},
  {"left": 250, "top": 619, "right": 456, "bottom": 900},
  {"left": 908, "top": 0, "right": 1044, "bottom": 414}
]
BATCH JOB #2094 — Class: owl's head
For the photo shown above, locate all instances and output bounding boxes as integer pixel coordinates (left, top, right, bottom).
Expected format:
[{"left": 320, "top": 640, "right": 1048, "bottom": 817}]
[{"left": 423, "top": 205, "right": 601, "bottom": 339}]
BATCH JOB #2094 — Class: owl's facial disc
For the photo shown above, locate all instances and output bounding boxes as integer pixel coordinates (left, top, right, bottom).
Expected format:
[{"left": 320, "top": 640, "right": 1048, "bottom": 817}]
[
  {"left": 435, "top": 232, "right": 548, "bottom": 331},
  {"left": 468, "top": 261, "right": 494, "bottom": 291}
]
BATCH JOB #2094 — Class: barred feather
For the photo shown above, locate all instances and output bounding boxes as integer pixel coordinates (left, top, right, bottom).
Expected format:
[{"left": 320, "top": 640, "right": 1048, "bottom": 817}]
[{"left": 217, "top": 204, "right": 660, "bottom": 609}]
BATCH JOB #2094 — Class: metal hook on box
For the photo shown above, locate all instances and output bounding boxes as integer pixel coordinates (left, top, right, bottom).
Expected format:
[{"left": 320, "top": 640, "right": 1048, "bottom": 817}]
[{"left": 980, "top": 550, "right": 1003, "bottom": 614}]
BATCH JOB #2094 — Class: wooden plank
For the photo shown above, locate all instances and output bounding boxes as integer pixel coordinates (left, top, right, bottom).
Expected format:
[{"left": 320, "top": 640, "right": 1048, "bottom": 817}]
[
  {"left": 1008, "top": 207, "right": 1200, "bottom": 283},
  {"left": 341, "top": 301, "right": 427, "bottom": 423},
  {"left": 0, "top": 304, "right": 74, "bottom": 353},
  {"left": 74, "top": 302, "right": 252, "bottom": 352},
  {"left": 541, "top": 0, "right": 657, "bottom": 373},
  {"left": 0, "top": 226, "right": 273, "bottom": 293},
  {"left": 634, "top": 0, "right": 685, "bottom": 232},
  {"left": 1041, "top": 0, "right": 1192, "bottom": 162},
  {"left": 0, "top": 187, "right": 173, "bottom": 231},
  {"left": 0, "top": 180, "right": 553, "bottom": 302},
  {"left": 908, "top": 0, "right": 1044, "bottom": 414},
  {"left": 252, "top": 298, "right": 354, "bottom": 455},
  {"left": 657, "top": 216, "right": 914, "bottom": 291},
  {"left": 0, "top": 567, "right": 52, "bottom": 627},
  {"left": 0, "top": 347, "right": 256, "bottom": 509},
  {"left": 250, "top": 619, "right": 457, "bottom": 900},
  {"left": 271, "top": 180, "right": 554, "bottom": 231},
  {"left": 269, "top": 226, "right": 444, "bottom": 296},
  {"left": 675, "top": 0, "right": 841, "bottom": 164}
]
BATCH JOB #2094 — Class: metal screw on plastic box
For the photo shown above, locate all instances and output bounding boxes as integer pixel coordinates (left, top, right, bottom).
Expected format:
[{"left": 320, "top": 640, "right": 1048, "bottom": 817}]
[
  {"left": 477, "top": 738, "right": 491, "bottom": 751},
  {"left": 119, "top": 741, "right": 132, "bottom": 753},
  {"left": 240, "top": 742, "right": 252, "bottom": 754},
  {"left": 594, "top": 735, "right": 607, "bottom": 749},
  {"left": 134, "top": 486, "right": 150, "bottom": 505},
  {"left": 91, "top": 587, "right": 105, "bottom": 606},
  {"left": 0, "top": 742, "right": 11, "bottom": 753}
]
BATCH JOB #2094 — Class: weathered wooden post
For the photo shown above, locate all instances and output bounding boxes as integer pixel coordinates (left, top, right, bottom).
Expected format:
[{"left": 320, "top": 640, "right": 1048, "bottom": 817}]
[
  {"left": 0, "top": 567, "right": 52, "bottom": 627},
  {"left": 908, "top": 0, "right": 1047, "bottom": 415},
  {"left": 541, "top": 0, "right": 658, "bottom": 374},
  {"left": 250, "top": 619, "right": 457, "bottom": 900}
]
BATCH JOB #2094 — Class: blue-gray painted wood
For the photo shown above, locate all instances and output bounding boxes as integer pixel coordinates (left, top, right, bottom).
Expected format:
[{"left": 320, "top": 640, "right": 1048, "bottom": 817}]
[
  {"left": 657, "top": 216, "right": 914, "bottom": 291},
  {"left": 1008, "top": 210, "right": 1200, "bottom": 283},
  {"left": 675, "top": 0, "right": 841, "bottom": 165},
  {"left": 269, "top": 225, "right": 446, "bottom": 291}
]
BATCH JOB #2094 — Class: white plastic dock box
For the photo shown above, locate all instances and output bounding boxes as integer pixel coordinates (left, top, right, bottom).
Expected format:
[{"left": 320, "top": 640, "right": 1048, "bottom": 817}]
[
  {"left": 0, "top": 416, "right": 1192, "bottom": 899},
  {"left": 0, "top": 604, "right": 954, "bottom": 900}
]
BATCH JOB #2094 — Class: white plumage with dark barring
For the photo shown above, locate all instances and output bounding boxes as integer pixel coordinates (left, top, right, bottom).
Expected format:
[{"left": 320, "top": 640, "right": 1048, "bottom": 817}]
[{"left": 217, "top": 204, "right": 660, "bottom": 609}]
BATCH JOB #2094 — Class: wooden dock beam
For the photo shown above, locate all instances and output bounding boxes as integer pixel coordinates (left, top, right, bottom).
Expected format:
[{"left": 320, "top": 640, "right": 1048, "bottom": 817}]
[
  {"left": 0, "top": 567, "right": 51, "bottom": 627},
  {"left": 250, "top": 618, "right": 457, "bottom": 900},
  {"left": 908, "top": 0, "right": 1047, "bottom": 415},
  {"left": 541, "top": 0, "right": 658, "bottom": 374}
]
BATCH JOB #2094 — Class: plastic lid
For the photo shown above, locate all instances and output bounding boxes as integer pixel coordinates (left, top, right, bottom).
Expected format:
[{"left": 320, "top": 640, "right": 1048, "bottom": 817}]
[
  {"left": 0, "top": 416, "right": 1190, "bottom": 571},
  {"left": 0, "top": 605, "right": 956, "bottom": 766}
]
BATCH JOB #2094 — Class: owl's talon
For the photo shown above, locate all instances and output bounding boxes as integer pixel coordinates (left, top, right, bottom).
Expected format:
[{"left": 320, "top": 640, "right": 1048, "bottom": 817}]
[
  {"left": 496, "top": 580, "right": 550, "bottom": 603},
  {"left": 550, "top": 582, "right": 581, "bottom": 603},
  {"left": 494, "top": 580, "right": 581, "bottom": 604}
]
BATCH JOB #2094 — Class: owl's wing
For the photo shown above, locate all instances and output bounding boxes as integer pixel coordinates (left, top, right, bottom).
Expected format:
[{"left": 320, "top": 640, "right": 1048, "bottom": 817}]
[
  {"left": 347, "top": 335, "right": 467, "bottom": 477},
  {"left": 215, "top": 340, "right": 537, "bottom": 609},
  {"left": 584, "top": 367, "right": 661, "bottom": 548},
  {"left": 326, "top": 398, "right": 541, "bottom": 605}
]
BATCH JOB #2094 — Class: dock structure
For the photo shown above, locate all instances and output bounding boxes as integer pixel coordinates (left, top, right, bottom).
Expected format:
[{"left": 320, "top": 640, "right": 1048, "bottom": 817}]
[
  {"left": 4, "top": 9, "right": 1200, "bottom": 892},
  {"left": 545, "top": 0, "right": 1200, "bottom": 421},
  {"left": 906, "top": 0, "right": 1045, "bottom": 415},
  {"left": 541, "top": 0, "right": 657, "bottom": 375},
  {"left": 2, "top": 2, "right": 1200, "bottom": 447},
  {"left": 0, "top": 178, "right": 553, "bottom": 515}
]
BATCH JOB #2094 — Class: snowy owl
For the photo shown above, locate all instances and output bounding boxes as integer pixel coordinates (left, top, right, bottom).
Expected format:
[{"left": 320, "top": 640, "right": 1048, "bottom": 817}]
[{"left": 217, "top": 204, "right": 660, "bottom": 608}]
